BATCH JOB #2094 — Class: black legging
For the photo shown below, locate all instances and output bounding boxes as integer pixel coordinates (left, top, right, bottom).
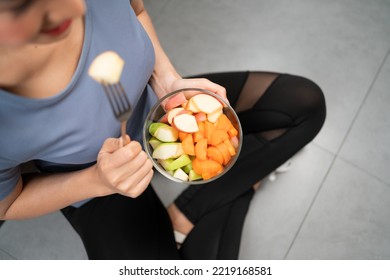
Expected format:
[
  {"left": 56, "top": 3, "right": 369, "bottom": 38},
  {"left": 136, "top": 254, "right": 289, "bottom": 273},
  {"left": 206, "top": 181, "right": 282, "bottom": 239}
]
[{"left": 61, "top": 71, "right": 326, "bottom": 260}]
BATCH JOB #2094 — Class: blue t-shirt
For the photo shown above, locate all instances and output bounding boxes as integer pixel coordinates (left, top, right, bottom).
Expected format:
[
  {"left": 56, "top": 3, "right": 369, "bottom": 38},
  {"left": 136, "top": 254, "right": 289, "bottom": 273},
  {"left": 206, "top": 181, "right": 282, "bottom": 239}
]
[{"left": 0, "top": 0, "right": 157, "bottom": 205}]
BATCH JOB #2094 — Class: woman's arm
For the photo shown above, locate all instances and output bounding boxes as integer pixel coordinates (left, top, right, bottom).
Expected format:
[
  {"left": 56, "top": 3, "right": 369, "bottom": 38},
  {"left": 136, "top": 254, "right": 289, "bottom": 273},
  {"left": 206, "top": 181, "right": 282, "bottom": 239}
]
[
  {"left": 130, "top": 0, "right": 179, "bottom": 98},
  {"left": 0, "top": 138, "right": 153, "bottom": 220},
  {"left": 131, "top": 0, "right": 227, "bottom": 101}
]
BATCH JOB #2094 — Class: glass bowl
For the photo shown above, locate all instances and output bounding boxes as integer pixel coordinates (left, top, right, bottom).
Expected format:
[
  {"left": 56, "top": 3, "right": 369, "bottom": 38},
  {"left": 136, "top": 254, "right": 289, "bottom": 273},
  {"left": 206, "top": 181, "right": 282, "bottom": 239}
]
[{"left": 143, "top": 88, "right": 242, "bottom": 184}]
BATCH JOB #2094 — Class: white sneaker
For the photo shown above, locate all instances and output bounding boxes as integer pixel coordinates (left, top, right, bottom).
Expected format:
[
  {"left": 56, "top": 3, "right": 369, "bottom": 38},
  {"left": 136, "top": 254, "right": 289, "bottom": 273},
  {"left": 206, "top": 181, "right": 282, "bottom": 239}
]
[
  {"left": 268, "top": 160, "right": 292, "bottom": 182},
  {"left": 174, "top": 230, "right": 187, "bottom": 249}
]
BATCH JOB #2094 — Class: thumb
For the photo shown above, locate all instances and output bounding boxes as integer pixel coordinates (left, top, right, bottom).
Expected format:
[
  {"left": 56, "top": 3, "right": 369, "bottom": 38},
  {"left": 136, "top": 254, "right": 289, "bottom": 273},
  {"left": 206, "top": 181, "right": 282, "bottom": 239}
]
[{"left": 99, "top": 137, "right": 121, "bottom": 154}]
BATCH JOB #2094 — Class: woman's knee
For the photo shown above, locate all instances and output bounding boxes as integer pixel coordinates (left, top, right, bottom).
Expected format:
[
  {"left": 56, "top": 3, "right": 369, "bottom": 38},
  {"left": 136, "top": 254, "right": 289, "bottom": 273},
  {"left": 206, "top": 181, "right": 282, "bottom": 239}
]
[
  {"left": 296, "top": 78, "right": 327, "bottom": 143},
  {"left": 293, "top": 75, "right": 325, "bottom": 111},
  {"left": 284, "top": 74, "right": 327, "bottom": 128}
]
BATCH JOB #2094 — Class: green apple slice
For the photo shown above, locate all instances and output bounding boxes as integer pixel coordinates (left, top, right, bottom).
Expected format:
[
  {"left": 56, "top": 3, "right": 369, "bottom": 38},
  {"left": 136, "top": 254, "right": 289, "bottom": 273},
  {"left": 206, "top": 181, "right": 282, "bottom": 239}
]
[
  {"left": 173, "top": 168, "right": 189, "bottom": 181},
  {"left": 189, "top": 170, "right": 202, "bottom": 181},
  {"left": 154, "top": 126, "right": 179, "bottom": 142},
  {"left": 175, "top": 143, "right": 184, "bottom": 157},
  {"left": 149, "top": 137, "right": 162, "bottom": 149},
  {"left": 149, "top": 122, "right": 169, "bottom": 136},
  {"left": 152, "top": 143, "right": 181, "bottom": 159},
  {"left": 157, "top": 158, "right": 174, "bottom": 170},
  {"left": 166, "top": 154, "right": 192, "bottom": 171},
  {"left": 182, "top": 162, "right": 192, "bottom": 174}
]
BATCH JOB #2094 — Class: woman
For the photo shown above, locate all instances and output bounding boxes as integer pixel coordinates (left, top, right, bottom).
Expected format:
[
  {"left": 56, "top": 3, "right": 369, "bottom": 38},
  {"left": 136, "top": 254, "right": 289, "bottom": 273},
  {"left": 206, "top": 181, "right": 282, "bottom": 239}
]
[{"left": 0, "top": 0, "right": 326, "bottom": 259}]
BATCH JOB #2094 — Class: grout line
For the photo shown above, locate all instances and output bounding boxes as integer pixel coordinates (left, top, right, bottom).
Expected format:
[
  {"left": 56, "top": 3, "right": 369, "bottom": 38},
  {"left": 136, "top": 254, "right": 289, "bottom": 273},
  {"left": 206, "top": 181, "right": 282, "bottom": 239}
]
[
  {"left": 311, "top": 141, "right": 336, "bottom": 156},
  {"left": 334, "top": 46, "right": 390, "bottom": 156},
  {"left": 283, "top": 153, "right": 337, "bottom": 259},
  {"left": 283, "top": 46, "right": 390, "bottom": 259},
  {"left": 0, "top": 247, "right": 17, "bottom": 260},
  {"left": 313, "top": 142, "right": 390, "bottom": 187},
  {"left": 337, "top": 156, "right": 390, "bottom": 188}
]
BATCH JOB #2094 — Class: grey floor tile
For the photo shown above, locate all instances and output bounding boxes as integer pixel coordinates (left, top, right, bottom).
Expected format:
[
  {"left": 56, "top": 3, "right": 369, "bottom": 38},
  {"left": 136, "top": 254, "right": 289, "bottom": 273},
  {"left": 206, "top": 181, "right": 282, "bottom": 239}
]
[
  {"left": 144, "top": 0, "right": 171, "bottom": 22},
  {"left": 0, "top": 248, "right": 15, "bottom": 260},
  {"left": 0, "top": 212, "right": 87, "bottom": 260},
  {"left": 339, "top": 52, "right": 390, "bottom": 184},
  {"left": 148, "top": 0, "right": 390, "bottom": 154},
  {"left": 239, "top": 143, "right": 334, "bottom": 259},
  {"left": 287, "top": 158, "right": 390, "bottom": 259}
]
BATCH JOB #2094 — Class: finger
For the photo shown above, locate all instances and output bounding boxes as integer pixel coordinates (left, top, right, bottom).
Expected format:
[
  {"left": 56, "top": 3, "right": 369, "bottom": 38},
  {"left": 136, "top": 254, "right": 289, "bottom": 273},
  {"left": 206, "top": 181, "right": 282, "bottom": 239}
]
[
  {"left": 202, "top": 80, "right": 227, "bottom": 101},
  {"left": 131, "top": 169, "right": 154, "bottom": 197},
  {"left": 121, "top": 134, "right": 131, "bottom": 146},
  {"left": 177, "top": 78, "right": 229, "bottom": 105},
  {"left": 112, "top": 141, "right": 142, "bottom": 165},
  {"left": 99, "top": 138, "right": 121, "bottom": 155},
  {"left": 115, "top": 150, "right": 151, "bottom": 179},
  {"left": 117, "top": 162, "right": 154, "bottom": 197},
  {"left": 99, "top": 153, "right": 152, "bottom": 192}
]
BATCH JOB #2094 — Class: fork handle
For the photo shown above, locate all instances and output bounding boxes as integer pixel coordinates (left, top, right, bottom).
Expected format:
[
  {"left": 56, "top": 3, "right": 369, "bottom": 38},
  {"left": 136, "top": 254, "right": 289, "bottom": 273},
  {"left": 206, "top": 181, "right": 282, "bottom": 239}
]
[{"left": 121, "top": 121, "right": 130, "bottom": 146}]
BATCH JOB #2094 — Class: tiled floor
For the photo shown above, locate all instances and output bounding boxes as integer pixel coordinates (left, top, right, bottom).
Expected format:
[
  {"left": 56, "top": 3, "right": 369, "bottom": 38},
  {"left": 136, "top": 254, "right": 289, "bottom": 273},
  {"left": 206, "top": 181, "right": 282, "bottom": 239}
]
[{"left": 1, "top": 0, "right": 389, "bottom": 260}]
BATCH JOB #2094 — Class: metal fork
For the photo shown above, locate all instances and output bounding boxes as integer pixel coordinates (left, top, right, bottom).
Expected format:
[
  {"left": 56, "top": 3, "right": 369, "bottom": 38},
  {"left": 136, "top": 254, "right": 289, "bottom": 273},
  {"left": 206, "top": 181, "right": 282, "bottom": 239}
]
[{"left": 101, "top": 81, "right": 132, "bottom": 146}]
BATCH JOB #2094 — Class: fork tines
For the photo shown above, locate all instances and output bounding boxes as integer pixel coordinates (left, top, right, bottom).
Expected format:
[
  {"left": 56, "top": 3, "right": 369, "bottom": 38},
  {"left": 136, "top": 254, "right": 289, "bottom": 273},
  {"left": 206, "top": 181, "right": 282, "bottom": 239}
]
[{"left": 101, "top": 81, "right": 132, "bottom": 122}]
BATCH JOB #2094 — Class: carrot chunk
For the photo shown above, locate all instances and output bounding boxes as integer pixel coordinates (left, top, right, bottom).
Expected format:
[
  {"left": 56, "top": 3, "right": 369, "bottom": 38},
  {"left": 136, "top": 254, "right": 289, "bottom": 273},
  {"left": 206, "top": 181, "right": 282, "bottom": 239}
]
[
  {"left": 193, "top": 121, "right": 205, "bottom": 143},
  {"left": 204, "top": 121, "right": 216, "bottom": 142},
  {"left": 223, "top": 138, "right": 236, "bottom": 156},
  {"left": 216, "top": 113, "right": 232, "bottom": 132},
  {"left": 178, "top": 131, "right": 189, "bottom": 142},
  {"left": 227, "top": 126, "right": 238, "bottom": 137},
  {"left": 182, "top": 134, "right": 195, "bottom": 156},
  {"left": 192, "top": 158, "right": 204, "bottom": 175},
  {"left": 207, "top": 146, "right": 224, "bottom": 165},
  {"left": 195, "top": 138, "right": 208, "bottom": 160},
  {"left": 210, "top": 129, "right": 229, "bottom": 146},
  {"left": 216, "top": 142, "right": 231, "bottom": 165},
  {"left": 192, "top": 158, "right": 223, "bottom": 180}
]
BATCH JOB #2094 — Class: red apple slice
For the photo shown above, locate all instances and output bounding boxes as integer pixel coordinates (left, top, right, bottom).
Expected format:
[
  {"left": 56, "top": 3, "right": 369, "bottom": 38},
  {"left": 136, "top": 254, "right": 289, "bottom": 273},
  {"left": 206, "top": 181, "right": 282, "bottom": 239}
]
[
  {"left": 167, "top": 108, "right": 185, "bottom": 124},
  {"left": 167, "top": 108, "right": 193, "bottom": 124},
  {"left": 186, "top": 97, "right": 200, "bottom": 113},
  {"left": 207, "top": 109, "right": 223, "bottom": 123},
  {"left": 165, "top": 92, "right": 187, "bottom": 111},
  {"left": 230, "top": 136, "right": 239, "bottom": 149},
  {"left": 190, "top": 94, "right": 223, "bottom": 114},
  {"left": 159, "top": 113, "right": 169, "bottom": 123},
  {"left": 173, "top": 114, "right": 199, "bottom": 133},
  {"left": 194, "top": 112, "right": 207, "bottom": 122}
]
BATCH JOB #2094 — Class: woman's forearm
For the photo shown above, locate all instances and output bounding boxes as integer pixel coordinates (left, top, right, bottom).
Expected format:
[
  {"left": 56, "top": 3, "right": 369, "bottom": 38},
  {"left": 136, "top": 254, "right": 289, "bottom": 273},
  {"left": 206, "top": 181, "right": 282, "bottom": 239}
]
[
  {"left": 2, "top": 165, "right": 107, "bottom": 220},
  {"left": 133, "top": 2, "right": 181, "bottom": 98},
  {"left": 2, "top": 137, "right": 153, "bottom": 220}
]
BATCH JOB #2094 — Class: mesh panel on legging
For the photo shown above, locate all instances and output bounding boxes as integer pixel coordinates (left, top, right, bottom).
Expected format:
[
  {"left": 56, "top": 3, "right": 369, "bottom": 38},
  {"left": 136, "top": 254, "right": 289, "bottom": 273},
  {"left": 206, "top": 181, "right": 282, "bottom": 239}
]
[
  {"left": 232, "top": 72, "right": 287, "bottom": 141},
  {"left": 175, "top": 72, "right": 326, "bottom": 224}
]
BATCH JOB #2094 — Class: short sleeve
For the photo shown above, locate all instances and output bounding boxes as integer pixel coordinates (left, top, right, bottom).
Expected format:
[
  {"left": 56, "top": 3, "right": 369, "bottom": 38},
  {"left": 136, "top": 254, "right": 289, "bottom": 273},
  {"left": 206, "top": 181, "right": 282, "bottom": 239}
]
[{"left": 0, "top": 166, "right": 20, "bottom": 200}]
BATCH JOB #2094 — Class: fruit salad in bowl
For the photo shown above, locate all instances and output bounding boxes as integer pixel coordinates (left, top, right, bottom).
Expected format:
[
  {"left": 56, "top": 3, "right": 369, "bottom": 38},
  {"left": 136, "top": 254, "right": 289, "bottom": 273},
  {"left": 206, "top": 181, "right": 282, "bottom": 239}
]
[{"left": 143, "top": 88, "right": 242, "bottom": 184}]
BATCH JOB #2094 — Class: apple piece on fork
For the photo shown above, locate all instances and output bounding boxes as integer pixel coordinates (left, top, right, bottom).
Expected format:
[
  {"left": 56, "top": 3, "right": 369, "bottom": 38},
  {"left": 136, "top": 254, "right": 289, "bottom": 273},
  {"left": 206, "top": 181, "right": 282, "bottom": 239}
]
[{"left": 88, "top": 51, "right": 125, "bottom": 84}]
